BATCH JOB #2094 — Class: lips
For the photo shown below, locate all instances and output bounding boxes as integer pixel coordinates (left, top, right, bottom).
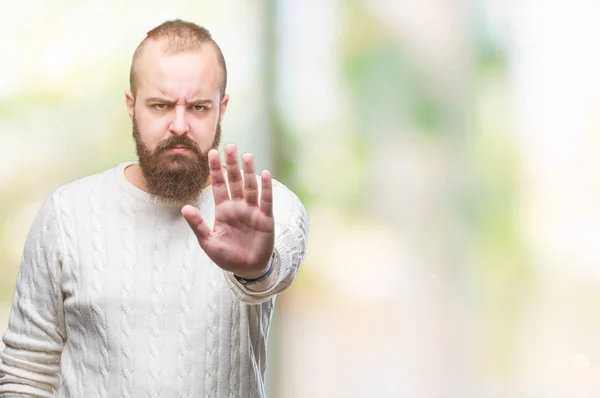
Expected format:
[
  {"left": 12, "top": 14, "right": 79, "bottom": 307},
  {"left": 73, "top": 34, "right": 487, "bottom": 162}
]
[{"left": 161, "top": 145, "right": 192, "bottom": 156}]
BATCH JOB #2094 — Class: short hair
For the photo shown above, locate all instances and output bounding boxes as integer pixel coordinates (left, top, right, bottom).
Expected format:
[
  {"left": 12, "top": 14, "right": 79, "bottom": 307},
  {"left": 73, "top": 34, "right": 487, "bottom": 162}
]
[{"left": 129, "top": 19, "right": 227, "bottom": 99}]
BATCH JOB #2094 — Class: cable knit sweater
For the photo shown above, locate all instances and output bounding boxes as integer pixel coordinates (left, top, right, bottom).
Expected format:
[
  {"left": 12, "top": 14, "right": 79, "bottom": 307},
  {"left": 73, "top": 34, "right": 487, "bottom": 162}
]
[{"left": 0, "top": 162, "right": 308, "bottom": 398}]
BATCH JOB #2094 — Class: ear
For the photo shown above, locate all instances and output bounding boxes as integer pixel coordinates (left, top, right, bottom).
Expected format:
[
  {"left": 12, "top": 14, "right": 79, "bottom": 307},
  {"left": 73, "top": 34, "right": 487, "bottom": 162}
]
[
  {"left": 218, "top": 94, "right": 230, "bottom": 122},
  {"left": 125, "top": 90, "right": 135, "bottom": 119}
]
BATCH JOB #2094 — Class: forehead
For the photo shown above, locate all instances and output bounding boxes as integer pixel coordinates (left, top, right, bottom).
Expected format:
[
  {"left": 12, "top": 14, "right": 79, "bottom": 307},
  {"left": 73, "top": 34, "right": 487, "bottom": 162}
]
[{"left": 135, "top": 39, "right": 222, "bottom": 99}]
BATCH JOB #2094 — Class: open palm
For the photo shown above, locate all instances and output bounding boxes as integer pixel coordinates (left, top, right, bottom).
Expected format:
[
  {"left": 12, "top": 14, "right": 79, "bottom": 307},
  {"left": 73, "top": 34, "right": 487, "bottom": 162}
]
[{"left": 181, "top": 143, "right": 275, "bottom": 279}]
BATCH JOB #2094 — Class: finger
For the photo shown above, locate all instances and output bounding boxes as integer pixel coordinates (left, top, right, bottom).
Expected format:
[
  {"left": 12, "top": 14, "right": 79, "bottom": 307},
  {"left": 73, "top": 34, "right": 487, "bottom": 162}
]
[
  {"left": 259, "top": 169, "right": 273, "bottom": 217},
  {"left": 242, "top": 153, "right": 258, "bottom": 206},
  {"left": 208, "top": 149, "right": 229, "bottom": 204},
  {"left": 224, "top": 143, "right": 244, "bottom": 200},
  {"left": 181, "top": 205, "right": 211, "bottom": 243}
]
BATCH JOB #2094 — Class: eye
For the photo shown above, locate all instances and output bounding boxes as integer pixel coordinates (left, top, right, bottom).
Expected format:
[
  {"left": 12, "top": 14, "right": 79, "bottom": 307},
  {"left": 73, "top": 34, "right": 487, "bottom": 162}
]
[
  {"left": 152, "top": 103, "right": 168, "bottom": 111},
  {"left": 192, "top": 105, "right": 207, "bottom": 112}
]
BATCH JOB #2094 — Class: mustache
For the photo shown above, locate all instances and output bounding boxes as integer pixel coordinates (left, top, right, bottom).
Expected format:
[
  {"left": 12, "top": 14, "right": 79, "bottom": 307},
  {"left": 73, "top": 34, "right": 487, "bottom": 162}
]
[{"left": 155, "top": 135, "right": 202, "bottom": 154}]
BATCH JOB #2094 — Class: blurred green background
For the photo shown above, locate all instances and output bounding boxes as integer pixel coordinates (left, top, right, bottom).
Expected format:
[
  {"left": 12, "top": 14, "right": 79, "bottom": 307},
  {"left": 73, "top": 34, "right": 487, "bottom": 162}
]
[{"left": 2, "top": 0, "right": 600, "bottom": 396}]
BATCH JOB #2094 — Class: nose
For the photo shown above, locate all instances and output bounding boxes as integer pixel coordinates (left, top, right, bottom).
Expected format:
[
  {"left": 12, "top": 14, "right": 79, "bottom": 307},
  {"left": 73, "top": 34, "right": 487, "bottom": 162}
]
[{"left": 168, "top": 105, "right": 190, "bottom": 136}]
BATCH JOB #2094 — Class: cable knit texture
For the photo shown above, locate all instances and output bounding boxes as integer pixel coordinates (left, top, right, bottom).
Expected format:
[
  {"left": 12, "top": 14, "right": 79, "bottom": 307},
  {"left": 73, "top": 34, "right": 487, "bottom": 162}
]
[{"left": 0, "top": 162, "right": 308, "bottom": 398}]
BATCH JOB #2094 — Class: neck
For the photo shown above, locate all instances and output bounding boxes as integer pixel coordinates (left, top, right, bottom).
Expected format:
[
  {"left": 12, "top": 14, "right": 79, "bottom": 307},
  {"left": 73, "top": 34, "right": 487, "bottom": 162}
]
[{"left": 124, "top": 163, "right": 146, "bottom": 192}]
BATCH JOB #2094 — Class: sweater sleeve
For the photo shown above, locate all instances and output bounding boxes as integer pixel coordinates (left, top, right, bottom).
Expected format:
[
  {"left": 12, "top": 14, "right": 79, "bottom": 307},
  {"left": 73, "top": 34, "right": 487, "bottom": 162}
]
[
  {"left": 0, "top": 194, "right": 66, "bottom": 397},
  {"left": 224, "top": 180, "right": 309, "bottom": 304}
]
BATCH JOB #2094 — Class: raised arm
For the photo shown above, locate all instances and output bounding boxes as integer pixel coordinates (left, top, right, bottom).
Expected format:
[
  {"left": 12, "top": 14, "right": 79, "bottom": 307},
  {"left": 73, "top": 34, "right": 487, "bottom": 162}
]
[{"left": 182, "top": 143, "right": 309, "bottom": 304}]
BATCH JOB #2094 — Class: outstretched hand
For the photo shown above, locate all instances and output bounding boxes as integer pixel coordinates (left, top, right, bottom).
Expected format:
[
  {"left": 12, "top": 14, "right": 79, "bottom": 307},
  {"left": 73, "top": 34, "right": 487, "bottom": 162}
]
[{"left": 181, "top": 143, "right": 275, "bottom": 279}]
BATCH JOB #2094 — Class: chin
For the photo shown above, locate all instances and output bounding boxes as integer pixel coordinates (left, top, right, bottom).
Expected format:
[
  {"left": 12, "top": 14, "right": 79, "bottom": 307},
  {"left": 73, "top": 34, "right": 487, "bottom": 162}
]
[{"left": 160, "top": 152, "right": 196, "bottom": 165}]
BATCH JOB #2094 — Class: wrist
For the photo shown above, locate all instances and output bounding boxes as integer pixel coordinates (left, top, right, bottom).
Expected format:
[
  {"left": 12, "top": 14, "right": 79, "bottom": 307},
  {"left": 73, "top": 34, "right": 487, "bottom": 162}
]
[
  {"left": 234, "top": 250, "right": 278, "bottom": 286},
  {"left": 234, "top": 265, "right": 270, "bottom": 281}
]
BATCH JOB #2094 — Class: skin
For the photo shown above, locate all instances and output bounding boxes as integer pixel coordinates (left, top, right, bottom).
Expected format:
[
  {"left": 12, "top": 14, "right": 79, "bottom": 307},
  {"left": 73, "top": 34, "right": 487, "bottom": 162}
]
[{"left": 124, "top": 38, "right": 275, "bottom": 282}]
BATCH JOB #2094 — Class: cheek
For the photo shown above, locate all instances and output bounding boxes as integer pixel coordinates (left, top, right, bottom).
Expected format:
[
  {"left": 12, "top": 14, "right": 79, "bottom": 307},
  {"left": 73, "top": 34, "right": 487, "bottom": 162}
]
[
  {"left": 190, "top": 119, "right": 218, "bottom": 149},
  {"left": 136, "top": 118, "right": 167, "bottom": 150}
]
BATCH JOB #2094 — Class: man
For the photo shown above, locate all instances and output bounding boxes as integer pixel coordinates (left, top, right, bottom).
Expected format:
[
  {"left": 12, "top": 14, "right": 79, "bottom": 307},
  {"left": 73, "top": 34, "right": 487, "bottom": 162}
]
[{"left": 0, "top": 19, "right": 308, "bottom": 398}]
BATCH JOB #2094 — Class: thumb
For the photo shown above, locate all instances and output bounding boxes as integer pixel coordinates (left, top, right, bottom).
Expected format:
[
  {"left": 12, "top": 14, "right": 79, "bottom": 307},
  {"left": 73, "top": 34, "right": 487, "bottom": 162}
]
[{"left": 181, "top": 205, "right": 211, "bottom": 243}]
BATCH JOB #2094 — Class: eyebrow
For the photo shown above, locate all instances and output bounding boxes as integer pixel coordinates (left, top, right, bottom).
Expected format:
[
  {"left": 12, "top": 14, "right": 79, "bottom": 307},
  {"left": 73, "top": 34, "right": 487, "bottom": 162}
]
[
  {"left": 144, "top": 97, "right": 213, "bottom": 106},
  {"left": 145, "top": 97, "right": 172, "bottom": 104},
  {"left": 189, "top": 99, "right": 213, "bottom": 107}
]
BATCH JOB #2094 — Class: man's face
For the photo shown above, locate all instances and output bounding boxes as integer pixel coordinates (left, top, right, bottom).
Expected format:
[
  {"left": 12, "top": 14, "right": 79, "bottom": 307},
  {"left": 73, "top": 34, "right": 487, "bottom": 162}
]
[
  {"left": 126, "top": 39, "right": 229, "bottom": 203},
  {"left": 131, "top": 115, "right": 220, "bottom": 203}
]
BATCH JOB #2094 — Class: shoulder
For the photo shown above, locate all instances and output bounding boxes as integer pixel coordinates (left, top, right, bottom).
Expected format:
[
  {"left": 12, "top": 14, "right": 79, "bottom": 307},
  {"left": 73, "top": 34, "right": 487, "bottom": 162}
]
[
  {"left": 271, "top": 178, "right": 301, "bottom": 209},
  {"left": 52, "top": 163, "right": 123, "bottom": 200},
  {"left": 267, "top": 177, "right": 309, "bottom": 230}
]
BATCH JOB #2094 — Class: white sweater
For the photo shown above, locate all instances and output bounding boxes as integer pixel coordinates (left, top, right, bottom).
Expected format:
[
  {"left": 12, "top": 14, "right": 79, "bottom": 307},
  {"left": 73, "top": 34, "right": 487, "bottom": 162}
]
[{"left": 0, "top": 162, "right": 308, "bottom": 398}]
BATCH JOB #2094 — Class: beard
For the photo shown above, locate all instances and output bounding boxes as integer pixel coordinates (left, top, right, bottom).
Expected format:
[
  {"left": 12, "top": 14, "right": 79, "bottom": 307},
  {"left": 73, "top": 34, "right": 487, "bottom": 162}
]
[{"left": 132, "top": 116, "right": 221, "bottom": 205}]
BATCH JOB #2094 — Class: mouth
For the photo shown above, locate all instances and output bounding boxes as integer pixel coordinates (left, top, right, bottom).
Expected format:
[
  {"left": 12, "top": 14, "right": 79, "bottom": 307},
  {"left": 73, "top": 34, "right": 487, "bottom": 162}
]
[{"left": 166, "top": 146, "right": 192, "bottom": 154}]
